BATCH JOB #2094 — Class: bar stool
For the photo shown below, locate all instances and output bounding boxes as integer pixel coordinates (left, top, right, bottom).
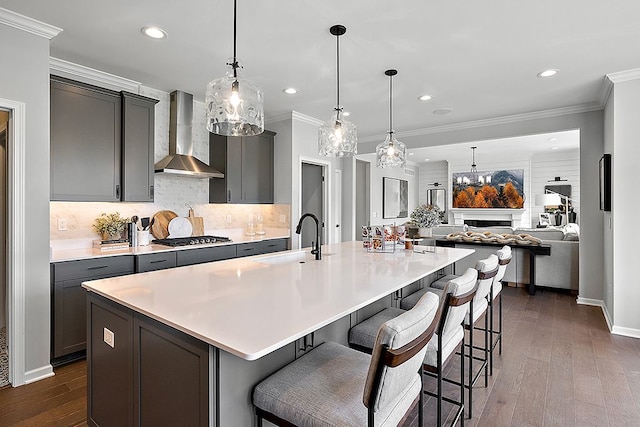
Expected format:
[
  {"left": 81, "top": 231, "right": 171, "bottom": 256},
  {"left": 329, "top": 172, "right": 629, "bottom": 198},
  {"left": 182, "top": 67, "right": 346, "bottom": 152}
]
[
  {"left": 348, "top": 269, "right": 478, "bottom": 426},
  {"left": 489, "top": 246, "right": 511, "bottom": 374},
  {"left": 253, "top": 292, "right": 441, "bottom": 426}
]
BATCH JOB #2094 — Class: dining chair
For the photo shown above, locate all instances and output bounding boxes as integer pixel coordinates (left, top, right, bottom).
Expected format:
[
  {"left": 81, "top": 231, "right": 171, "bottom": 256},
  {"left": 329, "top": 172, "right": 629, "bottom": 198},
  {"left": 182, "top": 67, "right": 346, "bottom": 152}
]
[{"left": 253, "top": 291, "right": 441, "bottom": 426}]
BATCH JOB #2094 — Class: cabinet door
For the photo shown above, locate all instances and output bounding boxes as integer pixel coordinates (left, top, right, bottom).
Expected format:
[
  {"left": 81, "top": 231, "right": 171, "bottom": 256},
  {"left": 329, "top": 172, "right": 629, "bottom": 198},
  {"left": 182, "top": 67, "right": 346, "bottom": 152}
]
[
  {"left": 209, "top": 133, "right": 242, "bottom": 203},
  {"left": 121, "top": 92, "right": 158, "bottom": 202},
  {"left": 241, "top": 131, "right": 274, "bottom": 203},
  {"left": 53, "top": 278, "right": 87, "bottom": 358},
  {"left": 50, "top": 76, "right": 121, "bottom": 201}
]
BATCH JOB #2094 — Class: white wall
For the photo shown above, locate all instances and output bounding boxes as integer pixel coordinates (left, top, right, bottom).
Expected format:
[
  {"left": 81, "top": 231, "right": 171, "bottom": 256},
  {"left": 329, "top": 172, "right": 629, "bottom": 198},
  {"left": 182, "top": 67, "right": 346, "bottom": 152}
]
[
  {"left": 603, "top": 89, "right": 614, "bottom": 320},
  {"left": 0, "top": 23, "right": 53, "bottom": 380},
  {"left": 359, "top": 110, "right": 604, "bottom": 302},
  {"left": 609, "top": 78, "right": 640, "bottom": 334},
  {"left": 418, "top": 160, "right": 448, "bottom": 208}
]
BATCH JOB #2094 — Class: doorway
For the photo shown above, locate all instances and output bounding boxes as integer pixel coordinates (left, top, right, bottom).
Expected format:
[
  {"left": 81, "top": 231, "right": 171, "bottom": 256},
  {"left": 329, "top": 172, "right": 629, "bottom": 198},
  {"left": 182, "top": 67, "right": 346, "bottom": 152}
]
[
  {"left": 300, "top": 162, "right": 325, "bottom": 249},
  {"left": 355, "top": 160, "right": 370, "bottom": 241},
  {"left": 0, "top": 110, "right": 8, "bottom": 387}
]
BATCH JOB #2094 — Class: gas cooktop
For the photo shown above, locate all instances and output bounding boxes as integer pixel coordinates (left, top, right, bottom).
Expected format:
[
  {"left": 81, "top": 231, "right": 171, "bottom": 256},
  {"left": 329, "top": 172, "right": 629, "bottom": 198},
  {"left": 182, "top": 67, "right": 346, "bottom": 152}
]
[{"left": 152, "top": 235, "right": 232, "bottom": 247}]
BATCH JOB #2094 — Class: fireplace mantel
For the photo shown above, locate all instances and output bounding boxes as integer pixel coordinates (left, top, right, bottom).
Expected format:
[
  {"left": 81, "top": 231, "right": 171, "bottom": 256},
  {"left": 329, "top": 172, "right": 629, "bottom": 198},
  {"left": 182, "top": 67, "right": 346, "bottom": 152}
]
[{"left": 450, "top": 208, "right": 526, "bottom": 227}]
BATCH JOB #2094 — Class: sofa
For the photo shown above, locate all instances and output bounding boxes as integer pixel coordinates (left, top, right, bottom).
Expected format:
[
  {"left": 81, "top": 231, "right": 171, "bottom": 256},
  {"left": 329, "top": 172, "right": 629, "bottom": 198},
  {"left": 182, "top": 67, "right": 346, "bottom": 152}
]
[{"left": 431, "top": 224, "right": 579, "bottom": 291}]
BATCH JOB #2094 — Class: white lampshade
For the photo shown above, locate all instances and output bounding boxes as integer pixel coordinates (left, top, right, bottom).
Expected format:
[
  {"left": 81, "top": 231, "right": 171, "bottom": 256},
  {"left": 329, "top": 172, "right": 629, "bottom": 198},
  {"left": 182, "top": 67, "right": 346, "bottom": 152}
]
[{"left": 535, "top": 193, "right": 562, "bottom": 206}]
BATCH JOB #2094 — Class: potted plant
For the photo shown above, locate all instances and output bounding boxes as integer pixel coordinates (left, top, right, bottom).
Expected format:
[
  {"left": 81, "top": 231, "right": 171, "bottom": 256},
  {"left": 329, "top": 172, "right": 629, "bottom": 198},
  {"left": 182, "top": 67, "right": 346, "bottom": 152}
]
[
  {"left": 409, "top": 204, "right": 443, "bottom": 237},
  {"left": 93, "top": 212, "right": 128, "bottom": 241}
]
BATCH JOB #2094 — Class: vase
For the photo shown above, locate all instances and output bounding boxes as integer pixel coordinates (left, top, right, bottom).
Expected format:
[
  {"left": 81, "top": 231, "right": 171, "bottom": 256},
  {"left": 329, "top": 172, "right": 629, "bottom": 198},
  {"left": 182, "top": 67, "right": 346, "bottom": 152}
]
[
  {"left": 418, "top": 227, "right": 432, "bottom": 238},
  {"left": 102, "top": 231, "right": 121, "bottom": 241}
]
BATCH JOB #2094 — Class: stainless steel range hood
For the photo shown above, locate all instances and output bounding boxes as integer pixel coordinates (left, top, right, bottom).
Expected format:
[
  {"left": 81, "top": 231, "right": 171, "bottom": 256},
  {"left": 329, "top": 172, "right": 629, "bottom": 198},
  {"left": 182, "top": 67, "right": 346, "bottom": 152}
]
[{"left": 154, "top": 90, "right": 224, "bottom": 179}]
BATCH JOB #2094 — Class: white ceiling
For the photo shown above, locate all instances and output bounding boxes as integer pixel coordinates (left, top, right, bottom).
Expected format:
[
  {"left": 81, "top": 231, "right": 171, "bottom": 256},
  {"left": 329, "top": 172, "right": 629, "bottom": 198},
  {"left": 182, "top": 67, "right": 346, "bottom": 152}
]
[{"left": 2, "top": 0, "right": 639, "bottom": 143}]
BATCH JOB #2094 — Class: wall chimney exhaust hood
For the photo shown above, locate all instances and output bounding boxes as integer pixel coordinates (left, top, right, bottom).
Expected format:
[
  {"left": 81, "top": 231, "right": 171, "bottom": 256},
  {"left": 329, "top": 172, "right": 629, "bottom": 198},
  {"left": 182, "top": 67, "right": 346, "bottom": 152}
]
[{"left": 154, "top": 90, "right": 224, "bottom": 179}]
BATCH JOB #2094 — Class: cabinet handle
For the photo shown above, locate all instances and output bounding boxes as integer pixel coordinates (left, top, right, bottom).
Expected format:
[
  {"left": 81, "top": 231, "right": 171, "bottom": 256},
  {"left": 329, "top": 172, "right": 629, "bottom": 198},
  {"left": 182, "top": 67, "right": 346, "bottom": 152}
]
[
  {"left": 115, "top": 184, "right": 120, "bottom": 199},
  {"left": 228, "top": 190, "right": 231, "bottom": 202},
  {"left": 150, "top": 185, "right": 154, "bottom": 197},
  {"left": 242, "top": 247, "right": 253, "bottom": 251},
  {"left": 149, "top": 259, "right": 167, "bottom": 264},
  {"left": 267, "top": 244, "right": 276, "bottom": 248},
  {"left": 87, "top": 265, "right": 109, "bottom": 270}
]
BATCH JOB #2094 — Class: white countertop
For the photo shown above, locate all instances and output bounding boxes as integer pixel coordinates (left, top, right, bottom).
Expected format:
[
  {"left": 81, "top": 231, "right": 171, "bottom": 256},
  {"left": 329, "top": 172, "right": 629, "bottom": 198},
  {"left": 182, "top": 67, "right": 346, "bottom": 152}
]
[
  {"left": 51, "top": 228, "right": 291, "bottom": 262},
  {"left": 82, "top": 241, "right": 474, "bottom": 361}
]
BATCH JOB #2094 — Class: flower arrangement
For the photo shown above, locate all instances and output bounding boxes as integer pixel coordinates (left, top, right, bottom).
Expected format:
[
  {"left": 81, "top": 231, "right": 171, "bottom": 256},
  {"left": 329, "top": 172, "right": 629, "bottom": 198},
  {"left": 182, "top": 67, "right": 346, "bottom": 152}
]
[
  {"left": 409, "top": 204, "right": 443, "bottom": 228},
  {"left": 93, "top": 212, "right": 128, "bottom": 239}
]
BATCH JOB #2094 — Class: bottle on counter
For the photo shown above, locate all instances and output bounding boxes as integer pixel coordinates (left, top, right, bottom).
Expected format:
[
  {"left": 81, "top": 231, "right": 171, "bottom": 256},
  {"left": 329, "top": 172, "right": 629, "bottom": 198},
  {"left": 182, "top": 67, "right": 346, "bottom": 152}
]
[
  {"left": 246, "top": 215, "right": 256, "bottom": 236},
  {"left": 256, "top": 214, "right": 265, "bottom": 235}
]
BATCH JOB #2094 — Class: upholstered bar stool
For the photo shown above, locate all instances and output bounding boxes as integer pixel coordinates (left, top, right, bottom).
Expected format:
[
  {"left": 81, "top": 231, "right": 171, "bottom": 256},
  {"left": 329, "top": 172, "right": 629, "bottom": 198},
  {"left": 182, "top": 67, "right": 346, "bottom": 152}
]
[
  {"left": 488, "top": 246, "right": 512, "bottom": 375},
  {"left": 253, "top": 292, "right": 441, "bottom": 427},
  {"left": 348, "top": 269, "right": 478, "bottom": 427}
]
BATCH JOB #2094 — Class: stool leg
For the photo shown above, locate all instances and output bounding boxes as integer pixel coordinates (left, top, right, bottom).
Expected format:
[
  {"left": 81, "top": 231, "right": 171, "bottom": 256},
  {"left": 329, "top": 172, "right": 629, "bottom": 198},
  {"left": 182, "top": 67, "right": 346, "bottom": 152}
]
[
  {"left": 468, "top": 310, "right": 473, "bottom": 418},
  {"left": 499, "top": 293, "right": 503, "bottom": 354},
  {"left": 419, "top": 372, "right": 424, "bottom": 426},
  {"left": 484, "top": 307, "right": 489, "bottom": 387},
  {"left": 461, "top": 332, "right": 465, "bottom": 427}
]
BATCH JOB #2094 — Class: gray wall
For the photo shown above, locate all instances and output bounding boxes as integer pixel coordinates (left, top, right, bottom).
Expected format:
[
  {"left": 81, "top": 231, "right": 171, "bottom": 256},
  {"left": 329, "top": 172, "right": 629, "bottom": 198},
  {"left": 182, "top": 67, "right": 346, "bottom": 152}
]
[
  {"left": 608, "top": 79, "right": 640, "bottom": 332},
  {"left": 360, "top": 110, "right": 604, "bottom": 302},
  {"left": 0, "top": 24, "right": 52, "bottom": 375}
]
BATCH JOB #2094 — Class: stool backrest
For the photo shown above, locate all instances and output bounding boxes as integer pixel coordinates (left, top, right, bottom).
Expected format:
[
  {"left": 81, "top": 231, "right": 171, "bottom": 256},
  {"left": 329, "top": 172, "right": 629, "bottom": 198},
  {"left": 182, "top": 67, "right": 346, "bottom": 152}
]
[
  {"left": 495, "top": 246, "right": 512, "bottom": 283},
  {"left": 475, "top": 255, "right": 499, "bottom": 303},
  {"left": 439, "top": 268, "right": 478, "bottom": 338},
  {"left": 363, "top": 292, "right": 440, "bottom": 412}
]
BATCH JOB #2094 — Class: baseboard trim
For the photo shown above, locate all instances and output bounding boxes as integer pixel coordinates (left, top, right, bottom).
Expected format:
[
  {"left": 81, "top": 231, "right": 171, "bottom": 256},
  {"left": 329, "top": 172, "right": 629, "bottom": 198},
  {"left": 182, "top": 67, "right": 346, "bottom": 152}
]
[
  {"left": 23, "top": 364, "right": 54, "bottom": 384},
  {"left": 611, "top": 326, "right": 640, "bottom": 339}
]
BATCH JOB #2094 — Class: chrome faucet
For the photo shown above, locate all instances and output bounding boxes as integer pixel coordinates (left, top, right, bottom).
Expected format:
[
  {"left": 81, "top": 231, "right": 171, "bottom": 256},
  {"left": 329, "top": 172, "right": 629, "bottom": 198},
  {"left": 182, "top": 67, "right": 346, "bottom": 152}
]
[{"left": 296, "top": 213, "right": 321, "bottom": 260}]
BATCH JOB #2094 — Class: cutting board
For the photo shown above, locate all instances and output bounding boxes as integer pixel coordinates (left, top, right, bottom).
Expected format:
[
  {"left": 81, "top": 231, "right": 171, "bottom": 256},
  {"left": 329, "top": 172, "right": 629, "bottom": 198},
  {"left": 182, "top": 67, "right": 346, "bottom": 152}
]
[
  {"left": 150, "top": 210, "right": 178, "bottom": 239},
  {"left": 187, "top": 208, "right": 205, "bottom": 237}
]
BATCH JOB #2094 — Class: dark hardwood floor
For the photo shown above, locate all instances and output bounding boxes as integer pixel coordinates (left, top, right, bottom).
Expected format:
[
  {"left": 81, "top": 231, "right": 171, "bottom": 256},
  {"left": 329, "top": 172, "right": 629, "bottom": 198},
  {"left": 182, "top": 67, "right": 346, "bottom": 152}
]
[{"left": 1, "top": 286, "right": 638, "bottom": 426}]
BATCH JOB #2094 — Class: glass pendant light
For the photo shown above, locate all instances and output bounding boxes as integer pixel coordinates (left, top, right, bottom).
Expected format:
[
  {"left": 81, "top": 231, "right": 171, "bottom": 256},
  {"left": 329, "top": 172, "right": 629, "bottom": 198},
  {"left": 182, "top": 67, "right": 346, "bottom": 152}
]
[
  {"left": 376, "top": 69, "right": 406, "bottom": 168},
  {"left": 318, "top": 25, "right": 357, "bottom": 157},
  {"left": 206, "top": 0, "right": 264, "bottom": 136}
]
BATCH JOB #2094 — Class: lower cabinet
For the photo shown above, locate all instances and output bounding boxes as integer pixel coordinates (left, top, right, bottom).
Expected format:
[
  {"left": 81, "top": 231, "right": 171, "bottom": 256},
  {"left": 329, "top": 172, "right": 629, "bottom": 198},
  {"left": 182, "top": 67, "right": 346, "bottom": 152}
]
[
  {"left": 51, "top": 256, "right": 135, "bottom": 363},
  {"left": 235, "top": 238, "right": 288, "bottom": 258},
  {"left": 176, "top": 244, "right": 237, "bottom": 267},
  {"left": 136, "top": 251, "right": 177, "bottom": 272},
  {"left": 87, "top": 293, "right": 209, "bottom": 427}
]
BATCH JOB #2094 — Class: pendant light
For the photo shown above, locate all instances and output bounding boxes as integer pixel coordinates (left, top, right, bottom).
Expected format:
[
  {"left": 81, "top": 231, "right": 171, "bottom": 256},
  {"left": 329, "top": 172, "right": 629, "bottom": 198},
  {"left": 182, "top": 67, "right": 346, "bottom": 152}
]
[
  {"left": 376, "top": 69, "right": 406, "bottom": 168},
  {"left": 318, "top": 25, "right": 357, "bottom": 157},
  {"left": 206, "top": 0, "right": 264, "bottom": 136},
  {"left": 470, "top": 146, "right": 478, "bottom": 173}
]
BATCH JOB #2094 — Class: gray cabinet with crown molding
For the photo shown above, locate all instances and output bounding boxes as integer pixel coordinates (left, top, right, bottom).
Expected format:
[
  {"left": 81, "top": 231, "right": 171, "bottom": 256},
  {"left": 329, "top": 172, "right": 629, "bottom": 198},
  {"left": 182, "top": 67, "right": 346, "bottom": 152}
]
[{"left": 208, "top": 130, "right": 275, "bottom": 204}]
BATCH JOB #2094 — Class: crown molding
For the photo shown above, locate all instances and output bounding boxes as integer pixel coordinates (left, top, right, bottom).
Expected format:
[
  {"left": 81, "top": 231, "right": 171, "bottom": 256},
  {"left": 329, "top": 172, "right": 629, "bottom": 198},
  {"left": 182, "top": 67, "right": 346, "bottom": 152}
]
[
  {"left": 291, "top": 111, "right": 324, "bottom": 126},
  {"left": 599, "top": 76, "right": 614, "bottom": 108},
  {"left": 265, "top": 111, "right": 292, "bottom": 124},
  {"left": 0, "top": 7, "right": 62, "bottom": 39},
  {"left": 358, "top": 103, "right": 602, "bottom": 144},
  {"left": 50, "top": 57, "right": 141, "bottom": 93},
  {"left": 606, "top": 68, "right": 640, "bottom": 84}
]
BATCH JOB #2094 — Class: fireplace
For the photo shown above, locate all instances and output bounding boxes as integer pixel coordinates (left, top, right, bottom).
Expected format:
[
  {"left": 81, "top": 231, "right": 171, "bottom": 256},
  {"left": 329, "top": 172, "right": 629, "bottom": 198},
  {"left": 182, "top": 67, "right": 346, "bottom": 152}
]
[{"left": 464, "top": 219, "right": 512, "bottom": 227}]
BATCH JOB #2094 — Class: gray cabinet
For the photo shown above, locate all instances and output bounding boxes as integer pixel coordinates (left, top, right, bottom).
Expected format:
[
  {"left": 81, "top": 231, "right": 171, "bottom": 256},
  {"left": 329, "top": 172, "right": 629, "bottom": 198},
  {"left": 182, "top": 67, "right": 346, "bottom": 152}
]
[
  {"left": 51, "top": 256, "right": 134, "bottom": 363},
  {"left": 235, "top": 238, "right": 288, "bottom": 258},
  {"left": 209, "top": 130, "right": 275, "bottom": 204},
  {"left": 136, "top": 252, "right": 177, "bottom": 273},
  {"left": 50, "top": 76, "right": 158, "bottom": 202},
  {"left": 121, "top": 92, "right": 159, "bottom": 202},
  {"left": 87, "top": 293, "right": 209, "bottom": 427},
  {"left": 175, "top": 245, "right": 237, "bottom": 267}
]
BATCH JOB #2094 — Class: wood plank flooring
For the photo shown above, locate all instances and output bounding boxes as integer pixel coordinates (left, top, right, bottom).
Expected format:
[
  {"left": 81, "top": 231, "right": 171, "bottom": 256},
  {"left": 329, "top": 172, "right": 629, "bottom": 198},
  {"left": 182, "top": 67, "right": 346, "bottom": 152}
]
[{"left": 0, "top": 286, "right": 638, "bottom": 426}]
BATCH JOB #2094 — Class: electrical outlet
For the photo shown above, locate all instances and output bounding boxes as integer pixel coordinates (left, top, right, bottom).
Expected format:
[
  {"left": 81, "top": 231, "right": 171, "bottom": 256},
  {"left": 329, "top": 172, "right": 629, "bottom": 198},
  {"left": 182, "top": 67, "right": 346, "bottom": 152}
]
[
  {"left": 279, "top": 214, "right": 286, "bottom": 223},
  {"left": 103, "top": 327, "right": 115, "bottom": 348},
  {"left": 57, "top": 218, "right": 68, "bottom": 231},
  {"left": 373, "top": 212, "right": 378, "bottom": 218},
  {"left": 226, "top": 215, "right": 232, "bottom": 223}
]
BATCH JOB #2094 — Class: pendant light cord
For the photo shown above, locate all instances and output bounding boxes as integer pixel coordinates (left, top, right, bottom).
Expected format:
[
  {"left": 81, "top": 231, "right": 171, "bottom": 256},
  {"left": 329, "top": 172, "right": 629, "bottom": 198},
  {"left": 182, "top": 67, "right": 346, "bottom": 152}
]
[
  {"left": 336, "top": 32, "right": 340, "bottom": 110},
  {"left": 389, "top": 74, "right": 393, "bottom": 134},
  {"left": 233, "top": 0, "right": 238, "bottom": 79}
]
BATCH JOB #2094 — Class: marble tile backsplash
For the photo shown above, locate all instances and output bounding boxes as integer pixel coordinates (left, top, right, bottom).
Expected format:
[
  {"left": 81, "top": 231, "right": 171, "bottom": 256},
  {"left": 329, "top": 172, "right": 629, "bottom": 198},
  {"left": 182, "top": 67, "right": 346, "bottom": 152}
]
[
  {"left": 50, "top": 85, "right": 290, "bottom": 242},
  {"left": 50, "top": 202, "right": 291, "bottom": 240}
]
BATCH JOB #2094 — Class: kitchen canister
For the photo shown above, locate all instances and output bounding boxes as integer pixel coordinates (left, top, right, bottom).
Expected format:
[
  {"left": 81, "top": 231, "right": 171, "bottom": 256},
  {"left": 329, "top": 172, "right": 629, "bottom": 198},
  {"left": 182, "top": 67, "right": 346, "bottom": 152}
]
[{"left": 137, "top": 230, "right": 150, "bottom": 246}]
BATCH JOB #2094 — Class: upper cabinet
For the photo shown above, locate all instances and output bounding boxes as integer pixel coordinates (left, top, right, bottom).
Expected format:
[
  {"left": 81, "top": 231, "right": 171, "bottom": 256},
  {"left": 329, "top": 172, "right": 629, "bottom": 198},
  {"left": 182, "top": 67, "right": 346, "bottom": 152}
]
[
  {"left": 209, "top": 130, "right": 276, "bottom": 204},
  {"left": 50, "top": 76, "right": 158, "bottom": 202}
]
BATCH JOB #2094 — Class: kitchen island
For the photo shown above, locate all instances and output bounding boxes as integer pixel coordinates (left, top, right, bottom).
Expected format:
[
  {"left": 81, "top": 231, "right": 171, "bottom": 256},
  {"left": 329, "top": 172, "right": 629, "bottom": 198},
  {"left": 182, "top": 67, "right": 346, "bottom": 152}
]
[{"left": 82, "top": 241, "right": 474, "bottom": 426}]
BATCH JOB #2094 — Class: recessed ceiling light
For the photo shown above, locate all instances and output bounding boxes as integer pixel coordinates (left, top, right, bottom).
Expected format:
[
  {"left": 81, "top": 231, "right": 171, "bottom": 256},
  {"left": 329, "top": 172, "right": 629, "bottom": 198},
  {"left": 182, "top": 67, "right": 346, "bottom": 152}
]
[
  {"left": 343, "top": 111, "right": 351, "bottom": 116},
  {"left": 141, "top": 26, "right": 167, "bottom": 39},
  {"left": 433, "top": 108, "right": 452, "bottom": 115},
  {"left": 548, "top": 137, "right": 558, "bottom": 141},
  {"left": 418, "top": 94, "right": 433, "bottom": 101},
  {"left": 408, "top": 152, "right": 414, "bottom": 156},
  {"left": 424, "top": 158, "right": 430, "bottom": 162},
  {"left": 283, "top": 88, "right": 298, "bottom": 95},
  {"left": 537, "top": 69, "right": 559, "bottom": 78},
  {"left": 551, "top": 147, "right": 559, "bottom": 150}
]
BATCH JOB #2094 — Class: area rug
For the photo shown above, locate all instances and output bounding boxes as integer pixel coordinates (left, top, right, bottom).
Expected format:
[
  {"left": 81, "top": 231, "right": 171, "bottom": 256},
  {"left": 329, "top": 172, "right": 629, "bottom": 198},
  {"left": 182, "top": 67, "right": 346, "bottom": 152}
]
[{"left": 0, "top": 327, "right": 9, "bottom": 387}]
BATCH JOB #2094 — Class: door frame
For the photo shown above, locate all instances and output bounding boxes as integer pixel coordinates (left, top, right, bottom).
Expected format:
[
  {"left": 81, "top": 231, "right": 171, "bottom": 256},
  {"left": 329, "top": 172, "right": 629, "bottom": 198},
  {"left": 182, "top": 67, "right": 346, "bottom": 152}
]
[
  {"left": 298, "top": 157, "right": 331, "bottom": 248},
  {"left": 1, "top": 98, "right": 27, "bottom": 386}
]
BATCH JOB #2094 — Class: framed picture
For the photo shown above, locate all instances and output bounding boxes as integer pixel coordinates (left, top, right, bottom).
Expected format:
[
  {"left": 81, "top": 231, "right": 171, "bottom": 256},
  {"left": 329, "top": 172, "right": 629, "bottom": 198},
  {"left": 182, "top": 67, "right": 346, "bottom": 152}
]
[
  {"left": 538, "top": 212, "right": 550, "bottom": 226},
  {"left": 383, "top": 177, "right": 408, "bottom": 218},
  {"left": 599, "top": 154, "right": 611, "bottom": 211}
]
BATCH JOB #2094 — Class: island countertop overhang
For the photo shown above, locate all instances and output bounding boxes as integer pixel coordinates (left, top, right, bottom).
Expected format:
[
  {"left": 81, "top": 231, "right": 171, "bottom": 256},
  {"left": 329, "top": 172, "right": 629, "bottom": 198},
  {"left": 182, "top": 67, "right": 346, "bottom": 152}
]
[{"left": 82, "top": 241, "right": 474, "bottom": 360}]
